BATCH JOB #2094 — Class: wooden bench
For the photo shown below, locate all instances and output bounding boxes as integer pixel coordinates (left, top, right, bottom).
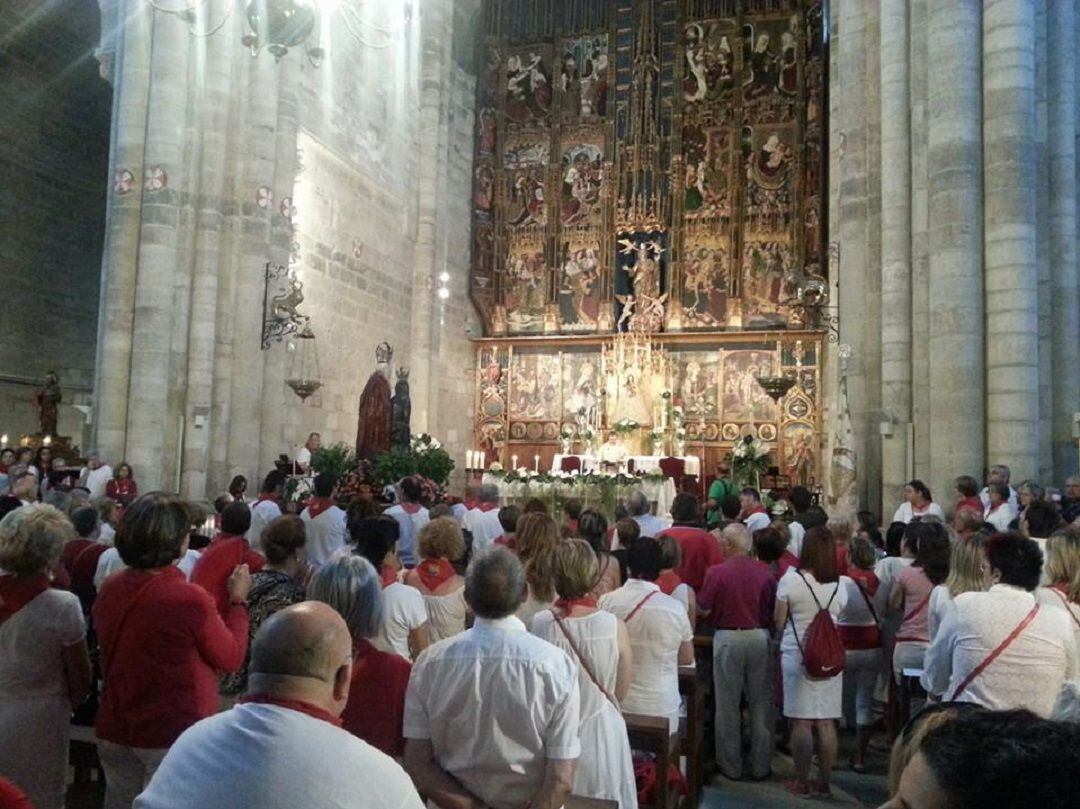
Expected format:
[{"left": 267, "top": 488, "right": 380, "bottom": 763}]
[
  {"left": 679, "top": 665, "right": 707, "bottom": 807},
  {"left": 624, "top": 712, "right": 679, "bottom": 809},
  {"left": 566, "top": 797, "right": 619, "bottom": 809}
]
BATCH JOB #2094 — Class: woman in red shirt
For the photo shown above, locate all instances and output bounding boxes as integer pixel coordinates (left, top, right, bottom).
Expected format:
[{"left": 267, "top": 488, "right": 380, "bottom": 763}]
[
  {"left": 92, "top": 493, "right": 250, "bottom": 808},
  {"left": 308, "top": 554, "right": 411, "bottom": 757},
  {"left": 105, "top": 463, "right": 138, "bottom": 507}
]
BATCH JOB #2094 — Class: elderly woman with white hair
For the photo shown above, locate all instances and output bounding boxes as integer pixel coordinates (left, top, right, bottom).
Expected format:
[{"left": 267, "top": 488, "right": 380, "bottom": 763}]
[
  {"left": 308, "top": 554, "right": 412, "bottom": 758},
  {"left": 0, "top": 504, "right": 92, "bottom": 809}
]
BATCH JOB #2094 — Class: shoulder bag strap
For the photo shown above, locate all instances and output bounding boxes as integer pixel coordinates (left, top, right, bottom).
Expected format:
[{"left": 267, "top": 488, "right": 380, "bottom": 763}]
[
  {"left": 99, "top": 574, "right": 165, "bottom": 681},
  {"left": 625, "top": 589, "right": 659, "bottom": 622},
  {"left": 1051, "top": 588, "right": 1080, "bottom": 630},
  {"left": 950, "top": 604, "right": 1040, "bottom": 701},
  {"left": 551, "top": 611, "right": 620, "bottom": 709},
  {"left": 855, "top": 578, "right": 881, "bottom": 626},
  {"left": 903, "top": 591, "right": 932, "bottom": 625}
]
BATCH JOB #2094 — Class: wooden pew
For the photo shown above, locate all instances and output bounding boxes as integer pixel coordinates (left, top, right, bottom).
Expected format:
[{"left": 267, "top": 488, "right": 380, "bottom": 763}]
[
  {"left": 566, "top": 797, "right": 619, "bottom": 809},
  {"left": 679, "top": 664, "right": 707, "bottom": 807},
  {"left": 624, "top": 712, "right": 679, "bottom": 809}
]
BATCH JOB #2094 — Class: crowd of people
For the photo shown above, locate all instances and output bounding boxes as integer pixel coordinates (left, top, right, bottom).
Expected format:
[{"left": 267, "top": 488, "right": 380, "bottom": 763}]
[{"left": 1, "top": 451, "right": 1079, "bottom": 808}]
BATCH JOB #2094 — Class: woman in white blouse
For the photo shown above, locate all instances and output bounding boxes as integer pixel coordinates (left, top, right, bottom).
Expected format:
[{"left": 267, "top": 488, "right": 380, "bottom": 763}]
[
  {"left": 927, "top": 534, "right": 990, "bottom": 643},
  {"left": 983, "top": 483, "right": 1017, "bottom": 533},
  {"left": 891, "top": 480, "right": 945, "bottom": 525},
  {"left": 1036, "top": 529, "right": 1080, "bottom": 646},
  {"left": 404, "top": 518, "right": 469, "bottom": 642}
]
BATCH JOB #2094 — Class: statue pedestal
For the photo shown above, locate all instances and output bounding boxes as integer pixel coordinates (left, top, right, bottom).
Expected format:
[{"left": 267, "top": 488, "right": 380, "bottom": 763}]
[{"left": 17, "top": 434, "right": 79, "bottom": 458}]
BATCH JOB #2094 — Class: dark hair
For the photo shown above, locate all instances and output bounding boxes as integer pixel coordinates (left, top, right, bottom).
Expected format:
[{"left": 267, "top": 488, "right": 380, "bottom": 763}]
[
  {"left": 954, "top": 475, "right": 980, "bottom": 498},
  {"left": 741, "top": 487, "right": 761, "bottom": 502},
  {"left": 400, "top": 477, "right": 422, "bottom": 503},
  {"left": 498, "top": 504, "right": 521, "bottom": 533},
  {"left": 522, "top": 497, "right": 549, "bottom": 515},
  {"left": 345, "top": 499, "right": 381, "bottom": 524},
  {"left": 228, "top": 475, "right": 247, "bottom": 496},
  {"left": 856, "top": 510, "right": 878, "bottom": 532},
  {"left": 350, "top": 515, "right": 400, "bottom": 569},
  {"left": 985, "top": 532, "right": 1043, "bottom": 591},
  {"left": 917, "top": 708, "right": 1080, "bottom": 809},
  {"left": 1024, "top": 500, "right": 1062, "bottom": 538},
  {"left": 789, "top": 485, "right": 813, "bottom": 513},
  {"left": 562, "top": 498, "right": 582, "bottom": 521},
  {"left": 753, "top": 527, "right": 787, "bottom": 563},
  {"left": 262, "top": 515, "right": 306, "bottom": 564},
  {"left": 116, "top": 492, "right": 190, "bottom": 569},
  {"left": 0, "top": 496, "right": 22, "bottom": 521},
  {"left": 912, "top": 521, "right": 950, "bottom": 585},
  {"left": 988, "top": 481, "right": 1011, "bottom": 501},
  {"left": 798, "top": 526, "right": 838, "bottom": 583},
  {"left": 626, "top": 537, "right": 664, "bottom": 581},
  {"left": 886, "top": 521, "right": 906, "bottom": 556},
  {"left": 907, "top": 479, "right": 933, "bottom": 503},
  {"left": 313, "top": 473, "right": 337, "bottom": 498},
  {"left": 213, "top": 496, "right": 230, "bottom": 515},
  {"left": 70, "top": 506, "right": 100, "bottom": 538},
  {"left": 221, "top": 501, "right": 252, "bottom": 536},
  {"left": 261, "top": 469, "right": 286, "bottom": 494},
  {"left": 578, "top": 509, "right": 608, "bottom": 553},
  {"left": 615, "top": 517, "right": 640, "bottom": 545},
  {"left": 720, "top": 494, "right": 742, "bottom": 520},
  {"left": 671, "top": 492, "right": 700, "bottom": 524},
  {"left": 114, "top": 462, "right": 133, "bottom": 480}
]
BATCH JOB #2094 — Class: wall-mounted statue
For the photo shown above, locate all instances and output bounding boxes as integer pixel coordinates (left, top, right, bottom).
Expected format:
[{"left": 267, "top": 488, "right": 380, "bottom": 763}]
[
  {"left": 36, "top": 371, "right": 61, "bottom": 436},
  {"left": 355, "top": 344, "right": 394, "bottom": 460},
  {"left": 390, "top": 368, "right": 412, "bottom": 452}
]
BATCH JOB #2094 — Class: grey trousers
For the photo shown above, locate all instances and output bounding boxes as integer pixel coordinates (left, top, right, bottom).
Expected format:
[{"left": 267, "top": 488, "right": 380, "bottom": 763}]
[{"left": 712, "top": 628, "right": 775, "bottom": 779}]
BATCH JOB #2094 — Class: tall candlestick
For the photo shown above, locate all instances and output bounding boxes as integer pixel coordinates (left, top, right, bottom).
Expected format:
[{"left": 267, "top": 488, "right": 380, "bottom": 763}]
[
  {"left": 480, "top": 451, "right": 485, "bottom": 469},
  {"left": 512, "top": 454, "right": 518, "bottom": 470},
  {"left": 466, "top": 450, "right": 474, "bottom": 470},
  {"left": 534, "top": 455, "right": 540, "bottom": 472}
]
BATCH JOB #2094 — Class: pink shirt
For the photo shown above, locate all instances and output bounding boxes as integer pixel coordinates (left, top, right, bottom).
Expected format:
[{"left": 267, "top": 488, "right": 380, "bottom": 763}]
[{"left": 895, "top": 565, "right": 934, "bottom": 644}]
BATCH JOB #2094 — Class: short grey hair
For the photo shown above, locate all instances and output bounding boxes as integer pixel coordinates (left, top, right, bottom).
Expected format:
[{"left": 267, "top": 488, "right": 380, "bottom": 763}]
[
  {"left": 722, "top": 522, "right": 752, "bottom": 553},
  {"left": 42, "top": 489, "right": 72, "bottom": 515},
  {"left": 991, "top": 464, "right": 1011, "bottom": 482},
  {"left": 465, "top": 547, "right": 526, "bottom": 619},
  {"left": 0, "top": 504, "right": 72, "bottom": 576},
  {"left": 627, "top": 489, "right": 650, "bottom": 517},
  {"left": 307, "top": 555, "right": 384, "bottom": 640},
  {"left": 479, "top": 483, "right": 500, "bottom": 504}
]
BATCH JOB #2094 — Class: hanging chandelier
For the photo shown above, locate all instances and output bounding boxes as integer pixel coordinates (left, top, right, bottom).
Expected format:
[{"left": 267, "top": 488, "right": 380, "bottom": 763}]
[
  {"left": 242, "top": 0, "right": 324, "bottom": 63},
  {"left": 285, "top": 325, "right": 323, "bottom": 400}
]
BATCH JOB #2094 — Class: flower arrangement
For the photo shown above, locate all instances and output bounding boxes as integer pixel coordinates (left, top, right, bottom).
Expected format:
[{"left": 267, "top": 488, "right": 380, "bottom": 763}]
[
  {"left": 410, "top": 433, "right": 442, "bottom": 454},
  {"left": 284, "top": 475, "right": 313, "bottom": 505},
  {"left": 488, "top": 461, "right": 503, "bottom": 472},
  {"left": 560, "top": 425, "right": 575, "bottom": 439},
  {"left": 660, "top": 389, "right": 673, "bottom": 400},
  {"left": 612, "top": 418, "right": 640, "bottom": 435},
  {"left": 373, "top": 433, "right": 454, "bottom": 487},
  {"left": 732, "top": 434, "right": 770, "bottom": 489},
  {"left": 310, "top": 442, "right": 356, "bottom": 479}
]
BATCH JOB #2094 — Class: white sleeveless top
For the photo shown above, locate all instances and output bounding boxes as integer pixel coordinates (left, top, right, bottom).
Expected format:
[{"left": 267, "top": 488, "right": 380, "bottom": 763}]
[{"left": 423, "top": 587, "right": 468, "bottom": 643}]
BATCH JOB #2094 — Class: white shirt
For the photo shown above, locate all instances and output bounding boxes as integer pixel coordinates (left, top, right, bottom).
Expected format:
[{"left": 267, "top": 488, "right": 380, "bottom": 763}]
[
  {"left": 873, "top": 556, "right": 914, "bottom": 615},
  {"left": 300, "top": 504, "right": 347, "bottom": 567},
  {"left": 94, "top": 547, "right": 201, "bottom": 590},
  {"left": 922, "top": 584, "right": 1079, "bottom": 717},
  {"left": 927, "top": 584, "right": 957, "bottom": 643},
  {"left": 598, "top": 441, "right": 628, "bottom": 464},
  {"left": 1036, "top": 586, "right": 1080, "bottom": 650},
  {"left": 979, "top": 485, "right": 1019, "bottom": 511},
  {"left": 837, "top": 575, "right": 878, "bottom": 629},
  {"left": 776, "top": 569, "right": 849, "bottom": 656},
  {"left": 99, "top": 523, "right": 116, "bottom": 546},
  {"left": 384, "top": 504, "right": 429, "bottom": 567},
  {"left": 891, "top": 500, "right": 945, "bottom": 525},
  {"left": 599, "top": 579, "right": 692, "bottom": 729},
  {"left": 79, "top": 464, "right": 113, "bottom": 499},
  {"left": 372, "top": 582, "right": 428, "bottom": 660},
  {"left": 984, "top": 502, "right": 1017, "bottom": 532},
  {"left": 633, "top": 513, "right": 670, "bottom": 539},
  {"left": 294, "top": 445, "right": 312, "bottom": 471},
  {"left": 743, "top": 509, "right": 771, "bottom": 533},
  {"left": 403, "top": 616, "right": 581, "bottom": 809},
  {"left": 135, "top": 702, "right": 423, "bottom": 809},
  {"left": 464, "top": 507, "right": 503, "bottom": 555},
  {"left": 787, "top": 520, "right": 805, "bottom": 560},
  {"left": 246, "top": 499, "right": 282, "bottom": 553}
]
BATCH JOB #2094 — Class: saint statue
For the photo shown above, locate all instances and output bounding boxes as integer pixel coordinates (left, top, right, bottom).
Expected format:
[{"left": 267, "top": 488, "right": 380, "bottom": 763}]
[
  {"left": 36, "top": 371, "right": 61, "bottom": 436},
  {"left": 390, "top": 369, "right": 412, "bottom": 452},
  {"left": 355, "top": 344, "right": 393, "bottom": 460}
]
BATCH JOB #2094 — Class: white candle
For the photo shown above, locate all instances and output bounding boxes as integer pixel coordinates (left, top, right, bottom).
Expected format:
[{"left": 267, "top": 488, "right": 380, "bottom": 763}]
[
  {"left": 480, "top": 451, "right": 485, "bottom": 468},
  {"left": 466, "top": 450, "right": 474, "bottom": 470},
  {"left": 512, "top": 454, "right": 518, "bottom": 469},
  {"left": 534, "top": 455, "right": 540, "bottom": 472}
]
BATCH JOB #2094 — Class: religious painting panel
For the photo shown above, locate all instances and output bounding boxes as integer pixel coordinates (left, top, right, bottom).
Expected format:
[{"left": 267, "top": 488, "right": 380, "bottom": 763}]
[
  {"left": 781, "top": 422, "right": 817, "bottom": 488},
  {"left": 682, "top": 20, "right": 738, "bottom": 106},
  {"left": 673, "top": 351, "right": 719, "bottom": 421},
  {"left": 740, "top": 239, "right": 791, "bottom": 327},
  {"left": 680, "top": 232, "right": 731, "bottom": 328},
  {"left": 509, "top": 351, "right": 561, "bottom": 422},
  {"left": 475, "top": 345, "right": 509, "bottom": 458},
  {"left": 473, "top": 161, "right": 495, "bottom": 222},
  {"left": 560, "top": 128, "right": 605, "bottom": 228},
  {"left": 560, "top": 351, "right": 602, "bottom": 430},
  {"left": 503, "top": 132, "right": 550, "bottom": 230},
  {"left": 557, "top": 234, "right": 603, "bottom": 332},
  {"left": 681, "top": 120, "right": 734, "bottom": 223},
  {"left": 720, "top": 347, "right": 779, "bottom": 423},
  {"left": 505, "top": 47, "right": 554, "bottom": 126},
  {"left": 741, "top": 123, "right": 796, "bottom": 234},
  {"left": 504, "top": 234, "right": 549, "bottom": 334},
  {"left": 559, "top": 34, "right": 610, "bottom": 119},
  {"left": 615, "top": 230, "right": 667, "bottom": 332},
  {"left": 741, "top": 15, "right": 799, "bottom": 123}
]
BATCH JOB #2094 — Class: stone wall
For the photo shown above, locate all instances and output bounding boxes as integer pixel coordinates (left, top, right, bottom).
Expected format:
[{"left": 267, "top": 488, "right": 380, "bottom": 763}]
[{"left": 0, "top": 1, "right": 110, "bottom": 450}]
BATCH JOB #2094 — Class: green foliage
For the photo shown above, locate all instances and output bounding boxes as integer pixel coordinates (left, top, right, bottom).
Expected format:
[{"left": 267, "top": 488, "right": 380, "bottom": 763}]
[
  {"left": 415, "top": 446, "right": 455, "bottom": 487},
  {"left": 372, "top": 449, "right": 417, "bottom": 487},
  {"left": 310, "top": 443, "right": 356, "bottom": 479}
]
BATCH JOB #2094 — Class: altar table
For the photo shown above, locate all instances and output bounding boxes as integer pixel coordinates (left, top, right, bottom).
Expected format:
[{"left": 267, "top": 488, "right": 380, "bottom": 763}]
[
  {"left": 550, "top": 454, "right": 701, "bottom": 478},
  {"left": 483, "top": 473, "right": 678, "bottom": 519}
]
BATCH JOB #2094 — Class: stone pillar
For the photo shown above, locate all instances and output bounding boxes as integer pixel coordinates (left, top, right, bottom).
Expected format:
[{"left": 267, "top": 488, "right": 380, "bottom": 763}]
[
  {"left": 93, "top": 0, "right": 151, "bottom": 462},
  {"left": 1050, "top": 0, "right": 1080, "bottom": 477},
  {"left": 984, "top": 0, "right": 1038, "bottom": 482},
  {"left": 927, "top": 0, "right": 984, "bottom": 502},
  {"left": 1034, "top": 0, "right": 1053, "bottom": 484},
  {"left": 909, "top": 0, "right": 931, "bottom": 480},
  {"left": 879, "top": 0, "right": 911, "bottom": 510}
]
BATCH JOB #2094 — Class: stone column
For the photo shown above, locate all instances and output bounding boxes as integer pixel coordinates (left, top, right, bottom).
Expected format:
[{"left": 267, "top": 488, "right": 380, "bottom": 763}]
[
  {"left": 879, "top": 0, "right": 911, "bottom": 510},
  {"left": 909, "top": 0, "right": 931, "bottom": 480},
  {"left": 984, "top": 0, "right": 1038, "bottom": 482},
  {"left": 1049, "top": 0, "right": 1080, "bottom": 477},
  {"left": 1034, "top": 0, "right": 1052, "bottom": 483},
  {"left": 927, "top": 0, "right": 984, "bottom": 502},
  {"left": 93, "top": 0, "right": 152, "bottom": 463}
]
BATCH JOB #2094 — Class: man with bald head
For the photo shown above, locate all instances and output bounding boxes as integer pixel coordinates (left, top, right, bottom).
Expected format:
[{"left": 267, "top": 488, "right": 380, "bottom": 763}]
[
  {"left": 136, "top": 603, "right": 423, "bottom": 809},
  {"left": 403, "top": 548, "right": 581, "bottom": 809},
  {"left": 697, "top": 522, "right": 778, "bottom": 780}
]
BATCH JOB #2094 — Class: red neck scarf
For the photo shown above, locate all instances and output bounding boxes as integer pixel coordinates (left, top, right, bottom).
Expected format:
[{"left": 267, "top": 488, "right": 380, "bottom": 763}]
[
  {"left": 239, "top": 694, "right": 342, "bottom": 727},
  {"left": 745, "top": 505, "right": 767, "bottom": 518},
  {"left": 463, "top": 499, "right": 477, "bottom": 510},
  {"left": 475, "top": 502, "right": 499, "bottom": 512},
  {"left": 555, "top": 597, "right": 597, "bottom": 613},
  {"left": 306, "top": 497, "right": 335, "bottom": 519},
  {"left": 0, "top": 574, "right": 50, "bottom": 626},
  {"left": 988, "top": 501, "right": 1004, "bottom": 514},
  {"left": 400, "top": 502, "right": 422, "bottom": 515},
  {"left": 1054, "top": 581, "right": 1071, "bottom": 595},
  {"left": 656, "top": 570, "right": 682, "bottom": 595},
  {"left": 913, "top": 501, "right": 932, "bottom": 513},
  {"left": 380, "top": 564, "right": 399, "bottom": 589},
  {"left": 417, "top": 557, "right": 456, "bottom": 591},
  {"left": 256, "top": 494, "right": 278, "bottom": 506}
]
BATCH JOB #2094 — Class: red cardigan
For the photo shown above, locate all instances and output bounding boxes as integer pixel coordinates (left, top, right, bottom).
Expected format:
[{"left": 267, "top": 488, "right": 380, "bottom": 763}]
[
  {"left": 341, "top": 638, "right": 411, "bottom": 757},
  {"left": 191, "top": 534, "right": 265, "bottom": 618},
  {"left": 93, "top": 566, "right": 248, "bottom": 748}
]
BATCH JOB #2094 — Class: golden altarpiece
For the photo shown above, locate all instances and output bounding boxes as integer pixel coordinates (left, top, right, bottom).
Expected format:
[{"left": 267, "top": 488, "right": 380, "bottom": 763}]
[{"left": 469, "top": 0, "right": 829, "bottom": 487}]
